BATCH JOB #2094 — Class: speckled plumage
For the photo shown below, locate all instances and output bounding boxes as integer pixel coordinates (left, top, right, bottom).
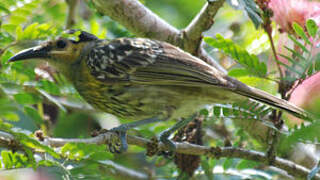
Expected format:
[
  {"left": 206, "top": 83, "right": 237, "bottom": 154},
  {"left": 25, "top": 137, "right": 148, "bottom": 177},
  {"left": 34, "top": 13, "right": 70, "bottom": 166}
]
[
  {"left": 72, "top": 38, "right": 239, "bottom": 121},
  {"left": 9, "top": 31, "right": 310, "bottom": 124},
  {"left": 8, "top": 31, "right": 311, "bottom": 152}
]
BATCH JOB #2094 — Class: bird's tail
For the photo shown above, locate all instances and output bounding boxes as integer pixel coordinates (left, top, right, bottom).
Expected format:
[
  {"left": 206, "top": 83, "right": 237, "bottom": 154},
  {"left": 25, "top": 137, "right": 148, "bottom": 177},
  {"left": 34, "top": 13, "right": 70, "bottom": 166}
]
[{"left": 234, "top": 82, "right": 312, "bottom": 121}]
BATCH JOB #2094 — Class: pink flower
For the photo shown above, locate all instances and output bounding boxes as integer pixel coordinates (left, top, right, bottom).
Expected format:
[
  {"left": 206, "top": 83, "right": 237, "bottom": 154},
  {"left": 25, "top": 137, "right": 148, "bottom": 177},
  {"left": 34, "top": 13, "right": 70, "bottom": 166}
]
[
  {"left": 287, "top": 72, "right": 320, "bottom": 124},
  {"left": 265, "top": 0, "right": 320, "bottom": 124},
  {"left": 268, "top": 0, "right": 320, "bottom": 34}
]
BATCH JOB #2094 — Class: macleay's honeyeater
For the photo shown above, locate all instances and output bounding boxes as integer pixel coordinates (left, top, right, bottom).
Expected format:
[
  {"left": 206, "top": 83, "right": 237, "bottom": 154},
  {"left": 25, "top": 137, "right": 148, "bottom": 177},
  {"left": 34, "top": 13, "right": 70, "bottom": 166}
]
[{"left": 9, "top": 30, "right": 310, "bottom": 152}]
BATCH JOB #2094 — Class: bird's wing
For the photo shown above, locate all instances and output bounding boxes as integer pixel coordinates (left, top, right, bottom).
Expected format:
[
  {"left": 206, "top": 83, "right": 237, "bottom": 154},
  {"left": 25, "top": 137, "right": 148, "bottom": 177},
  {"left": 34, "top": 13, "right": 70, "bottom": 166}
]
[
  {"left": 86, "top": 38, "right": 233, "bottom": 88},
  {"left": 86, "top": 38, "right": 311, "bottom": 120}
]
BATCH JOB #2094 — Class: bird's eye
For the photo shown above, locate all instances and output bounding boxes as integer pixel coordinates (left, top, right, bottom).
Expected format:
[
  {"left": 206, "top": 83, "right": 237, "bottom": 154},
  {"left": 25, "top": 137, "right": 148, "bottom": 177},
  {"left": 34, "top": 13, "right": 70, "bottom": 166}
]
[{"left": 56, "top": 40, "right": 67, "bottom": 49}]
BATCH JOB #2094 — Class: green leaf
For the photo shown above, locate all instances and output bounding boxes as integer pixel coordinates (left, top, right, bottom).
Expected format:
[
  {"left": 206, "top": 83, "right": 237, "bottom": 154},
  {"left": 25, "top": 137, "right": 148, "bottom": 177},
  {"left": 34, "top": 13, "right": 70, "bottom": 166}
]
[
  {"left": 0, "top": 5, "right": 10, "bottom": 14},
  {"left": 1, "top": 151, "right": 13, "bottom": 169},
  {"left": 90, "top": 20, "right": 100, "bottom": 36},
  {"left": 13, "top": 132, "right": 60, "bottom": 159},
  {"left": 9, "top": 15, "right": 27, "bottom": 25},
  {"left": 62, "top": 30, "right": 81, "bottom": 41},
  {"left": 61, "top": 143, "right": 112, "bottom": 160},
  {"left": 37, "top": 89, "right": 66, "bottom": 111},
  {"left": 288, "top": 35, "right": 309, "bottom": 53},
  {"left": 201, "top": 157, "right": 215, "bottom": 180},
  {"left": 13, "top": 93, "right": 41, "bottom": 104},
  {"left": 213, "top": 106, "right": 221, "bottom": 117},
  {"left": 13, "top": 151, "right": 29, "bottom": 168},
  {"left": 37, "top": 80, "right": 61, "bottom": 95},
  {"left": 38, "top": 160, "right": 56, "bottom": 167},
  {"left": 292, "top": 22, "right": 311, "bottom": 44},
  {"left": 228, "top": 68, "right": 250, "bottom": 77},
  {"left": 278, "top": 54, "right": 301, "bottom": 68},
  {"left": 223, "top": 158, "right": 233, "bottom": 170},
  {"left": 279, "top": 121, "right": 320, "bottom": 152},
  {"left": 222, "top": 107, "right": 230, "bottom": 116},
  {"left": 284, "top": 46, "right": 307, "bottom": 62},
  {"left": 199, "top": 109, "right": 209, "bottom": 116},
  {"left": 23, "top": 147, "right": 36, "bottom": 169},
  {"left": 2, "top": 24, "right": 17, "bottom": 34},
  {"left": 0, "top": 120, "right": 14, "bottom": 131},
  {"left": 306, "top": 19, "right": 318, "bottom": 39},
  {"left": 15, "top": 26, "right": 23, "bottom": 40},
  {"left": 22, "top": 23, "right": 39, "bottom": 39},
  {"left": 1, "top": 112, "right": 19, "bottom": 121},
  {"left": 276, "top": 59, "right": 303, "bottom": 76},
  {"left": 89, "top": 151, "right": 113, "bottom": 161},
  {"left": 236, "top": 160, "right": 259, "bottom": 169},
  {"left": 204, "top": 35, "right": 267, "bottom": 77},
  {"left": 24, "top": 106, "right": 43, "bottom": 125},
  {"left": 238, "top": 0, "right": 263, "bottom": 28}
]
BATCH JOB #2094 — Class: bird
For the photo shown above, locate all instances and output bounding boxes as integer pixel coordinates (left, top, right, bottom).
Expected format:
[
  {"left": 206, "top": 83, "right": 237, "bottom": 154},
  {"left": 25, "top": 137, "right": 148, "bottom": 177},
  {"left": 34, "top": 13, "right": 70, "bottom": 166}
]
[{"left": 9, "top": 30, "right": 311, "bottom": 152}]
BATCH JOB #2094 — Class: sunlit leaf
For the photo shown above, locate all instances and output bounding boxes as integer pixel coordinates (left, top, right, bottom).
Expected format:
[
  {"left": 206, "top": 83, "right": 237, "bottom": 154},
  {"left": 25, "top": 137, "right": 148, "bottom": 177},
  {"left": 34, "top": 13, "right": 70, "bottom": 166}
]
[
  {"left": 306, "top": 19, "right": 318, "bottom": 39},
  {"left": 13, "top": 93, "right": 41, "bottom": 104},
  {"left": 292, "top": 22, "right": 311, "bottom": 44},
  {"left": 205, "top": 35, "right": 267, "bottom": 77}
]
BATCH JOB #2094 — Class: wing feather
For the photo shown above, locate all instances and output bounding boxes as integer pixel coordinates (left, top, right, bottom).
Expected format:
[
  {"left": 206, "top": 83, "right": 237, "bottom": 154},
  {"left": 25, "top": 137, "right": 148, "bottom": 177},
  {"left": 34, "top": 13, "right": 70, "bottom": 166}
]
[{"left": 86, "top": 38, "right": 229, "bottom": 87}]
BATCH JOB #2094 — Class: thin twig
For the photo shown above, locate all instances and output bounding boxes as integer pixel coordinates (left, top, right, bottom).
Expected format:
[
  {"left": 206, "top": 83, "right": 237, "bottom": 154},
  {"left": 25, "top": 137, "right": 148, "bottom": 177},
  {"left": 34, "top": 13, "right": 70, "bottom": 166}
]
[
  {"left": 264, "top": 25, "right": 285, "bottom": 165},
  {"left": 65, "top": 0, "right": 79, "bottom": 29},
  {"left": 182, "top": 0, "right": 225, "bottom": 54},
  {"left": 267, "top": 31, "right": 284, "bottom": 80}
]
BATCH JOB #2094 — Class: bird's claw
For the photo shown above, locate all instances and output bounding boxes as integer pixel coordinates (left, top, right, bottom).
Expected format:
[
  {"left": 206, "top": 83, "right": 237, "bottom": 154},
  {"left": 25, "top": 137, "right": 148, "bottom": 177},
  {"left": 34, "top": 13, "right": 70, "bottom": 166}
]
[
  {"left": 108, "top": 128, "right": 128, "bottom": 153},
  {"left": 160, "top": 135, "right": 176, "bottom": 151},
  {"left": 158, "top": 130, "right": 176, "bottom": 158},
  {"left": 107, "top": 132, "right": 122, "bottom": 153}
]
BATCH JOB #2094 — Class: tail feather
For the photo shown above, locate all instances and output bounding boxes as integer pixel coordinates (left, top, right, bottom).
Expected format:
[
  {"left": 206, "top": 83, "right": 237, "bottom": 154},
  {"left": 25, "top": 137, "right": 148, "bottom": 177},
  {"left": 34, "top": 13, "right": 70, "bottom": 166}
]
[{"left": 234, "top": 83, "right": 311, "bottom": 121}]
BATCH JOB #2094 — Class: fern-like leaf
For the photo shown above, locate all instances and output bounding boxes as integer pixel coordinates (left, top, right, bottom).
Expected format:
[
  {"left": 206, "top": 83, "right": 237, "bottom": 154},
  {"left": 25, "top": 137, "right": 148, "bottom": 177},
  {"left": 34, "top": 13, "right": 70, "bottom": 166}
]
[
  {"left": 211, "top": 100, "right": 278, "bottom": 130},
  {"left": 279, "top": 121, "right": 320, "bottom": 152},
  {"left": 204, "top": 35, "right": 267, "bottom": 78}
]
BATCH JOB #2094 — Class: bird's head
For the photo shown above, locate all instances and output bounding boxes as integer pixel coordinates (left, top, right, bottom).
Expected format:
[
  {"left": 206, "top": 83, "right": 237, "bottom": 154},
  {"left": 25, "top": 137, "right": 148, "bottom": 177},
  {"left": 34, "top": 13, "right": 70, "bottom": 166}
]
[{"left": 8, "top": 30, "right": 99, "bottom": 72}]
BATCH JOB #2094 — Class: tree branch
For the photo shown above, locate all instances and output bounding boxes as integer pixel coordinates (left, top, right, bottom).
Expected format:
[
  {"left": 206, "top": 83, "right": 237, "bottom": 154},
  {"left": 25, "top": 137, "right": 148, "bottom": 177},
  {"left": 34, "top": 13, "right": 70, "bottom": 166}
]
[
  {"left": 89, "top": 0, "right": 226, "bottom": 73},
  {"left": 0, "top": 130, "right": 317, "bottom": 178},
  {"left": 32, "top": 132, "right": 320, "bottom": 179},
  {"left": 90, "top": 0, "right": 179, "bottom": 42},
  {"left": 65, "top": 0, "right": 79, "bottom": 29},
  {"left": 182, "top": 0, "right": 225, "bottom": 54},
  {"left": 0, "top": 131, "right": 149, "bottom": 180}
]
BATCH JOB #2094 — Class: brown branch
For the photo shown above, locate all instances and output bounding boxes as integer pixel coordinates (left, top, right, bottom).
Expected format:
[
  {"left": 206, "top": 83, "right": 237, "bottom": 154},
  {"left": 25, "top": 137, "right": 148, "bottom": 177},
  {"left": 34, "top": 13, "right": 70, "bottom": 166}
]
[
  {"left": 182, "top": 0, "right": 225, "bottom": 54},
  {"left": 0, "top": 130, "right": 317, "bottom": 179},
  {"left": 89, "top": 0, "right": 226, "bottom": 72},
  {"left": 0, "top": 131, "right": 149, "bottom": 180},
  {"left": 43, "top": 133, "right": 317, "bottom": 179},
  {"left": 65, "top": 0, "right": 79, "bottom": 29},
  {"left": 90, "top": 0, "right": 179, "bottom": 42}
]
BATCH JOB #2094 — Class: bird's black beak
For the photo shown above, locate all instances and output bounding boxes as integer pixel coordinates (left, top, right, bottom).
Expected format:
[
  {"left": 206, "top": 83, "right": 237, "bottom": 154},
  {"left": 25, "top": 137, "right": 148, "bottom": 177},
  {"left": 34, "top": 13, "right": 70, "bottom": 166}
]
[{"left": 8, "top": 45, "right": 50, "bottom": 62}]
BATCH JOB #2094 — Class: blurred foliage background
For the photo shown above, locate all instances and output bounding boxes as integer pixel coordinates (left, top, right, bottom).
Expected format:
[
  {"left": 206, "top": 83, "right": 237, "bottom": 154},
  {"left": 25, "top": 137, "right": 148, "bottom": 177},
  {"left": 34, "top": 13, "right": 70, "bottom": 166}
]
[{"left": 1, "top": 0, "right": 320, "bottom": 179}]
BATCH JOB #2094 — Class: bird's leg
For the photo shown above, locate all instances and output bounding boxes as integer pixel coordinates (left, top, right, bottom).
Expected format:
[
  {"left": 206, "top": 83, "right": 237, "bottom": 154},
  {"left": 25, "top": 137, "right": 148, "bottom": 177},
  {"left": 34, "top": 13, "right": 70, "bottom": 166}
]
[
  {"left": 109, "top": 117, "right": 162, "bottom": 152},
  {"left": 159, "top": 114, "right": 196, "bottom": 151}
]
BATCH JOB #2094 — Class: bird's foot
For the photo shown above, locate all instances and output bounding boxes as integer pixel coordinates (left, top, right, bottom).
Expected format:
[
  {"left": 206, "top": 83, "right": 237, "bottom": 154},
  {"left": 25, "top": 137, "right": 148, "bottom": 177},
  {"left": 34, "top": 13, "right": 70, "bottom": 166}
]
[
  {"left": 146, "top": 135, "right": 175, "bottom": 158},
  {"left": 159, "top": 130, "right": 176, "bottom": 151},
  {"left": 105, "top": 117, "right": 162, "bottom": 153},
  {"left": 158, "top": 130, "right": 176, "bottom": 159},
  {"left": 108, "top": 126, "right": 129, "bottom": 153},
  {"left": 91, "top": 128, "right": 126, "bottom": 153}
]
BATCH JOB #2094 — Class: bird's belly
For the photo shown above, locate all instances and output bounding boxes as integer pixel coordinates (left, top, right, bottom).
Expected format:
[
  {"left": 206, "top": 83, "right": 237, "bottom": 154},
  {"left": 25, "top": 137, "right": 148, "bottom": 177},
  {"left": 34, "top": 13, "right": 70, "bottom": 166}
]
[{"left": 75, "top": 82, "right": 224, "bottom": 120}]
